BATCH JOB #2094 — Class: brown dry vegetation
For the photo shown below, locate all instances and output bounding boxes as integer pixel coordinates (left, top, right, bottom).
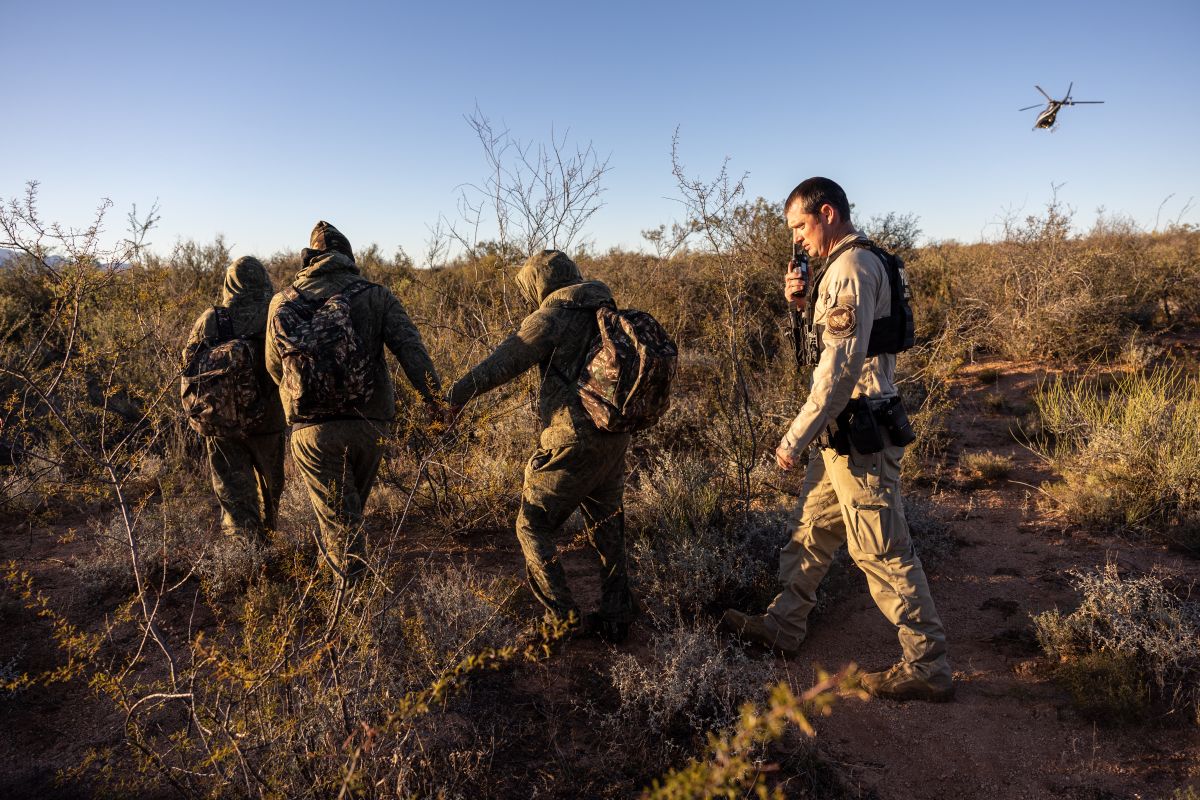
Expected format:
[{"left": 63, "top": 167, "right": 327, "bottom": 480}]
[{"left": 2, "top": 170, "right": 1200, "bottom": 799}]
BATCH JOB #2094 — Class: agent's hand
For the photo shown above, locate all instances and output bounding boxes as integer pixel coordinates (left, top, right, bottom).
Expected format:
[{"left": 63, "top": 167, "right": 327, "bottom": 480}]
[
  {"left": 784, "top": 271, "right": 806, "bottom": 309},
  {"left": 775, "top": 443, "right": 798, "bottom": 471}
]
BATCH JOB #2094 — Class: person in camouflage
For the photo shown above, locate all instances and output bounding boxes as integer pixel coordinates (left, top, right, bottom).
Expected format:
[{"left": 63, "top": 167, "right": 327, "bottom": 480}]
[
  {"left": 264, "top": 221, "right": 442, "bottom": 584},
  {"left": 448, "top": 250, "right": 637, "bottom": 641},
  {"left": 183, "top": 256, "right": 286, "bottom": 544}
]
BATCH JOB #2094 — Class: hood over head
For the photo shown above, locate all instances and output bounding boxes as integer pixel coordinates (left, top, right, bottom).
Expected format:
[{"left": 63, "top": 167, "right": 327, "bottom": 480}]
[
  {"left": 219, "top": 255, "right": 273, "bottom": 332},
  {"left": 294, "top": 250, "right": 361, "bottom": 286},
  {"left": 301, "top": 220, "right": 354, "bottom": 267},
  {"left": 514, "top": 250, "right": 583, "bottom": 306}
]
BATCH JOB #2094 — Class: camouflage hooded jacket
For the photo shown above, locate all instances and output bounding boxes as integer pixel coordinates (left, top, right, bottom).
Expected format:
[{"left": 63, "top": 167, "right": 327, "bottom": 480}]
[
  {"left": 182, "top": 256, "right": 286, "bottom": 435},
  {"left": 448, "top": 250, "right": 621, "bottom": 449},
  {"left": 264, "top": 249, "right": 441, "bottom": 426}
]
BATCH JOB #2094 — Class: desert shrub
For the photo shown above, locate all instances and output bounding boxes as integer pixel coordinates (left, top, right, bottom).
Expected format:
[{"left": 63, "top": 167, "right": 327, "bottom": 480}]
[
  {"left": 71, "top": 499, "right": 214, "bottom": 600},
  {"left": 628, "top": 453, "right": 787, "bottom": 618},
  {"left": 910, "top": 201, "right": 1200, "bottom": 364},
  {"left": 402, "top": 562, "right": 525, "bottom": 675},
  {"left": 904, "top": 493, "right": 958, "bottom": 570},
  {"left": 1034, "top": 368, "right": 1200, "bottom": 549},
  {"left": 627, "top": 451, "right": 723, "bottom": 540},
  {"left": 1033, "top": 564, "right": 1200, "bottom": 724},
  {"left": 960, "top": 199, "right": 1125, "bottom": 361},
  {"left": 897, "top": 323, "right": 965, "bottom": 484},
  {"left": 641, "top": 670, "right": 863, "bottom": 800},
  {"left": 197, "top": 534, "right": 266, "bottom": 595},
  {"left": 606, "top": 619, "right": 779, "bottom": 765},
  {"left": 959, "top": 450, "right": 1014, "bottom": 485}
]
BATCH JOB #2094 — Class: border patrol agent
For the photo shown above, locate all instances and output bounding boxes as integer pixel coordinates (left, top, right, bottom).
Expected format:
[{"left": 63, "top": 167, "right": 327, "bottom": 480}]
[{"left": 721, "top": 178, "right": 953, "bottom": 702}]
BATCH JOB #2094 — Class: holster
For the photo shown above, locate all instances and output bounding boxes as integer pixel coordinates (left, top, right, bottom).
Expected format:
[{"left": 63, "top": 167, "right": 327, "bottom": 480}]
[{"left": 877, "top": 396, "right": 917, "bottom": 446}]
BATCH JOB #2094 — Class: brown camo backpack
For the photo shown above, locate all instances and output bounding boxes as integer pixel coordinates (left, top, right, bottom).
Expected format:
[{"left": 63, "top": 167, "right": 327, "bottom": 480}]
[
  {"left": 180, "top": 308, "right": 267, "bottom": 436},
  {"left": 576, "top": 303, "right": 678, "bottom": 433},
  {"left": 269, "top": 280, "right": 376, "bottom": 423}
]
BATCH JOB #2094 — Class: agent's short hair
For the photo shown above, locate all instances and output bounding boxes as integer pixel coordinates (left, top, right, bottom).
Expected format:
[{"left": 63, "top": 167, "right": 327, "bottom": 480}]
[{"left": 784, "top": 177, "right": 851, "bottom": 221}]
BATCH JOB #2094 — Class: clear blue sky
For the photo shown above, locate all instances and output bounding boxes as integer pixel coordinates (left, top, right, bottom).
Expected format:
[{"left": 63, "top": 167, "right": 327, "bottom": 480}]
[{"left": 4, "top": 0, "right": 1198, "bottom": 260}]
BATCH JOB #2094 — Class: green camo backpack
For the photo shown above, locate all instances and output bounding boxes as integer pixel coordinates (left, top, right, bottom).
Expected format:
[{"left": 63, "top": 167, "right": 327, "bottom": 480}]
[
  {"left": 576, "top": 304, "right": 679, "bottom": 433},
  {"left": 180, "top": 308, "right": 267, "bottom": 436},
  {"left": 270, "top": 280, "right": 375, "bottom": 424}
]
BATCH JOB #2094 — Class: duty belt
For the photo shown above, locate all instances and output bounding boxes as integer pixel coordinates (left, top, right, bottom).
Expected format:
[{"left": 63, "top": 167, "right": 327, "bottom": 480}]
[{"left": 816, "top": 396, "right": 916, "bottom": 455}]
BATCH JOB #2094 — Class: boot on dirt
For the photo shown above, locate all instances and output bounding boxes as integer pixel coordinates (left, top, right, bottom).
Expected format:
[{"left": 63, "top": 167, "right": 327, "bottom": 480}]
[
  {"left": 583, "top": 612, "right": 630, "bottom": 644},
  {"left": 718, "top": 609, "right": 801, "bottom": 658},
  {"left": 859, "top": 664, "right": 955, "bottom": 702}
]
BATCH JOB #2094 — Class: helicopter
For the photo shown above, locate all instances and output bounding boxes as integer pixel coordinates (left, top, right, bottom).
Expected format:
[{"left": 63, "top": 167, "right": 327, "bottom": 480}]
[{"left": 1020, "top": 83, "right": 1104, "bottom": 130}]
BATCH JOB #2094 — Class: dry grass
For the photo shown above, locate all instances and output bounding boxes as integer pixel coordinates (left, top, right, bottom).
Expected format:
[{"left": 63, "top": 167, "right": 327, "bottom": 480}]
[
  {"left": 1034, "top": 368, "right": 1200, "bottom": 549},
  {"left": 959, "top": 450, "right": 1015, "bottom": 486}
]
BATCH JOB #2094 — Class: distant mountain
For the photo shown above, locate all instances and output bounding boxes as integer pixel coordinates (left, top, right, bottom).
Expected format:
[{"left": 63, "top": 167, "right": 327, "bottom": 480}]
[{"left": 0, "top": 248, "right": 108, "bottom": 270}]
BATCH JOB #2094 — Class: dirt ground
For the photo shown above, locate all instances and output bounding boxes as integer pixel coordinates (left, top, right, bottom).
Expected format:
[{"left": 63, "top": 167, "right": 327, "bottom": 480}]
[{"left": 2, "top": 356, "right": 1199, "bottom": 799}]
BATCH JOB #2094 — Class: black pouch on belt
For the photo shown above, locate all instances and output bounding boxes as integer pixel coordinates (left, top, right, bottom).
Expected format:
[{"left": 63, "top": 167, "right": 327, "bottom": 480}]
[
  {"left": 846, "top": 398, "right": 885, "bottom": 455},
  {"left": 822, "top": 416, "right": 852, "bottom": 456},
  {"left": 876, "top": 396, "right": 917, "bottom": 446}
]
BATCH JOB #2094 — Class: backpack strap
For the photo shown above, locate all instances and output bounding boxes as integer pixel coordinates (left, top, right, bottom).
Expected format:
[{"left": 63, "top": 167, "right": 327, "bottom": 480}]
[
  {"left": 214, "top": 307, "right": 235, "bottom": 342},
  {"left": 339, "top": 280, "right": 375, "bottom": 301},
  {"left": 558, "top": 298, "right": 617, "bottom": 312},
  {"left": 548, "top": 298, "right": 616, "bottom": 385},
  {"left": 803, "top": 237, "right": 874, "bottom": 350}
]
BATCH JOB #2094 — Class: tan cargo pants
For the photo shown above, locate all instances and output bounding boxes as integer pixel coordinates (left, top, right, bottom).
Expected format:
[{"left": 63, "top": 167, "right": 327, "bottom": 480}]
[
  {"left": 290, "top": 419, "right": 384, "bottom": 583},
  {"left": 765, "top": 442, "right": 950, "bottom": 680}
]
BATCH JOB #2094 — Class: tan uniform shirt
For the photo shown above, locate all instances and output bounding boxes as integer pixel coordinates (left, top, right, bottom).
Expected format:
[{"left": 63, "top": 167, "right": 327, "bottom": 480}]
[{"left": 779, "top": 229, "right": 897, "bottom": 456}]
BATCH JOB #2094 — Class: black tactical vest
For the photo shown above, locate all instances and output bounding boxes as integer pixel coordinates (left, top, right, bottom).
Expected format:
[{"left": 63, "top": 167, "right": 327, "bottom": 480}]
[{"left": 806, "top": 238, "right": 915, "bottom": 357}]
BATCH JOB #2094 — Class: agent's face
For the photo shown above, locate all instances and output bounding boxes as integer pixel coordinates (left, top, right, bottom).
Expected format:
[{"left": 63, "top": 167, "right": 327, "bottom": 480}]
[{"left": 786, "top": 202, "right": 839, "bottom": 259}]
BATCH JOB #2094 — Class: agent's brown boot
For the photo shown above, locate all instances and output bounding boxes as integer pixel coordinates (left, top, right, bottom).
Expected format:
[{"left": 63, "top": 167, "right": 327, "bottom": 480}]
[
  {"left": 718, "top": 610, "right": 801, "bottom": 658},
  {"left": 859, "top": 664, "right": 955, "bottom": 702}
]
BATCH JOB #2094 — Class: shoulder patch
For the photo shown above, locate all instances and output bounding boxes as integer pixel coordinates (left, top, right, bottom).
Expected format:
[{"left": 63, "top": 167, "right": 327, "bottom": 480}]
[{"left": 826, "top": 304, "right": 857, "bottom": 338}]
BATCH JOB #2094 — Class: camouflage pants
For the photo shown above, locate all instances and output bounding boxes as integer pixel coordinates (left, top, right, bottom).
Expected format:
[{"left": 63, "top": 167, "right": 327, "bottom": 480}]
[
  {"left": 765, "top": 442, "right": 951, "bottom": 681},
  {"left": 516, "top": 434, "right": 635, "bottom": 624},
  {"left": 290, "top": 420, "right": 384, "bottom": 583},
  {"left": 206, "top": 432, "right": 286, "bottom": 541}
]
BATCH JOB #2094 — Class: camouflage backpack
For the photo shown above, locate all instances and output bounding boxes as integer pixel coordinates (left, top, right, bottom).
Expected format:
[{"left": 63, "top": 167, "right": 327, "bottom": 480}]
[
  {"left": 270, "top": 280, "right": 376, "bottom": 423},
  {"left": 576, "top": 304, "right": 678, "bottom": 433},
  {"left": 180, "top": 308, "right": 267, "bottom": 436}
]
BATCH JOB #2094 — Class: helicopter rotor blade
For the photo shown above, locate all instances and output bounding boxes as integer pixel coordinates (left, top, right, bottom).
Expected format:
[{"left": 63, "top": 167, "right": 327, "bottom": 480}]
[
  {"left": 1066, "top": 81, "right": 1073, "bottom": 100},
  {"left": 1018, "top": 104, "right": 1043, "bottom": 111},
  {"left": 1035, "top": 85, "right": 1053, "bottom": 102},
  {"left": 1071, "top": 100, "right": 1104, "bottom": 104}
]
